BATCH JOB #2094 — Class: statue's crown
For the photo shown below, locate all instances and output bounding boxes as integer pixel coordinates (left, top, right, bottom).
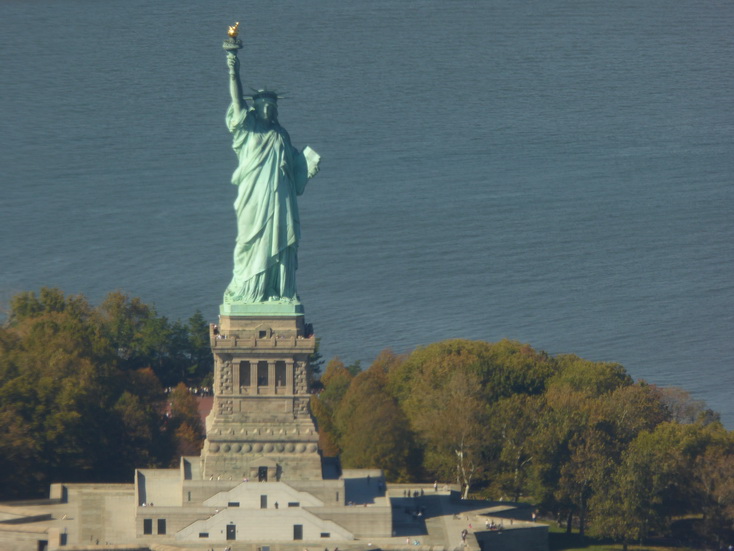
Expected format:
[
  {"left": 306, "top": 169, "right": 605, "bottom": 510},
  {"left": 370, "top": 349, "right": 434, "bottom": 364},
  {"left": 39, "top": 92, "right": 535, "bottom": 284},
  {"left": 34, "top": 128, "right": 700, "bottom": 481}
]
[{"left": 246, "top": 88, "right": 284, "bottom": 102}]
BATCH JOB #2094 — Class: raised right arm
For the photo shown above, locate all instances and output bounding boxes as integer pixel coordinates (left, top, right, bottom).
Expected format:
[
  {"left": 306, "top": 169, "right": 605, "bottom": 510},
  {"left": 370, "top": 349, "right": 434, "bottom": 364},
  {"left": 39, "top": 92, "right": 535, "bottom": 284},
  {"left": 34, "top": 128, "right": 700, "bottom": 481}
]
[{"left": 227, "top": 54, "right": 245, "bottom": 119}]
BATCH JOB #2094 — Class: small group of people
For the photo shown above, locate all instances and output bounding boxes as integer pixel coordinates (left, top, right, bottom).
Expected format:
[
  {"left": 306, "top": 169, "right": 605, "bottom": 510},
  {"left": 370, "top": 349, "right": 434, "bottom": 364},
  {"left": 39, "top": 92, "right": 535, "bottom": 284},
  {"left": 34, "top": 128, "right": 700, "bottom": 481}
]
[
  {"left": 485, "top": 519, "right": 504, "bottom": 531},
  {"left": 164, "top": 385, "right": 212, "bottom": 396}
]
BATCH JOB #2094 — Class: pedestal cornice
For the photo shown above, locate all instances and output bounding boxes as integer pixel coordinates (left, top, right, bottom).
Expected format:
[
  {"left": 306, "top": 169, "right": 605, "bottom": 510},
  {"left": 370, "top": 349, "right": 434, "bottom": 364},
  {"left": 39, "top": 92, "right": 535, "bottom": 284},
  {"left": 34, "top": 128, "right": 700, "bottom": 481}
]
[{"left": 220, "top": 302, "right": 305, "bottom": 316}]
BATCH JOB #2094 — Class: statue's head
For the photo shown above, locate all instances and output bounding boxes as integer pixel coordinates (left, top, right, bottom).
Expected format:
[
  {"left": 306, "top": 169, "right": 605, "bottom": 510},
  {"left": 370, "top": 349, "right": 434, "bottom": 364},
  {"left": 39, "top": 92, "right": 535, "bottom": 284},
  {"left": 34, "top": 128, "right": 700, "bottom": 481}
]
[{"left": 251, "top": 90, "right": 279, "bottom": 124}]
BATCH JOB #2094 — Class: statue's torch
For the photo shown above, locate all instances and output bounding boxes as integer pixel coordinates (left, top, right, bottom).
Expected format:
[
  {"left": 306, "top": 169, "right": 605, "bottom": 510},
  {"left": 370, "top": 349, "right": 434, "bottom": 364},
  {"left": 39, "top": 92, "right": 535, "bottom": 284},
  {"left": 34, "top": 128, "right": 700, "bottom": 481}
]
[{"left": 223, "top": 22, "right": 243, "bottom": 57}]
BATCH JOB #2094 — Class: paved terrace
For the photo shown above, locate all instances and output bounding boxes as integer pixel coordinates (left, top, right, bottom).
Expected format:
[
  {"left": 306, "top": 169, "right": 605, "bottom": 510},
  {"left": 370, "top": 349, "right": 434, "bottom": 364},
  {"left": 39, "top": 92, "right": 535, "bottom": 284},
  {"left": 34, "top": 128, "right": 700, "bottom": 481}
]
[{"left": 0, "top": 484, "right": 546, "bottom": 551}]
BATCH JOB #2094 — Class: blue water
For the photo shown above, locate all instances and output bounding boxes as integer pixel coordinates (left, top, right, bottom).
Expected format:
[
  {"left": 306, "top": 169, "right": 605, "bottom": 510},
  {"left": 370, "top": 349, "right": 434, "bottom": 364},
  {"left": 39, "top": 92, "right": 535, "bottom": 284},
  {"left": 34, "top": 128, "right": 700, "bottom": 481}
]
[{"left": 1, "top": 1, "right": 732, "bottom": 427}]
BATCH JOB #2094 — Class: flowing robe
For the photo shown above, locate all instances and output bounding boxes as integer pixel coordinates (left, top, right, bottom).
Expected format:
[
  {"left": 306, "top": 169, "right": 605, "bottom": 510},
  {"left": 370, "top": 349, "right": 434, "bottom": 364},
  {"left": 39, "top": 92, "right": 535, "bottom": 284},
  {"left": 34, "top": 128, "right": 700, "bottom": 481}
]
[{"left": 223, "top": 104, "right": 310, "bottom": 304}]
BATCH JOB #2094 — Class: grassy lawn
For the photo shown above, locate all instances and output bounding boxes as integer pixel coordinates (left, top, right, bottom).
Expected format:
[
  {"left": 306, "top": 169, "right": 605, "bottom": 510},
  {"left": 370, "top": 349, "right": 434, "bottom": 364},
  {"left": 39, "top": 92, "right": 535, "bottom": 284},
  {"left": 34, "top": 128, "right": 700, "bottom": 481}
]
[{"left": 548, "top": 525, "right": 697, "bottom": 551}]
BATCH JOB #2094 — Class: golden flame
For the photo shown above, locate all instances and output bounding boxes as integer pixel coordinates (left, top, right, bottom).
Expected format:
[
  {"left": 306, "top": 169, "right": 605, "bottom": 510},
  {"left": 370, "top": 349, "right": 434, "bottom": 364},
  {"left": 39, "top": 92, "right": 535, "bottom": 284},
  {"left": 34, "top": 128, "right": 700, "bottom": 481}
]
[{"left": 228, "top": 22, "right": 240, "bottom": 38}]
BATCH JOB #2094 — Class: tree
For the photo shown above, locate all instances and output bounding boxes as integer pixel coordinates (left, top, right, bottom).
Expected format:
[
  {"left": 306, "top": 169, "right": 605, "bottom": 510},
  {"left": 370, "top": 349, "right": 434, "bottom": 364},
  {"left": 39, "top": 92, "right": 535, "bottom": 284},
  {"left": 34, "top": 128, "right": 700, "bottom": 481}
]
[
  {"left": 602, "top": 382, "right": 671, "bottom": 446},
  {"left": 182, "top": 310, "right": 213, "bottom": 385},
  {"left": 388, "top": 339, "right": 560, "bottom": 498},
  {"left": 333, "top": 353, "right": 418, "bottom": 481},
  {"left": 318, "top": 359, "right": 354, "bottom": 410},
  {"left": 389, "top": 339, "right": 557, "bottom": 406},
  {"left": 0, "top": 289, "right": 175, "bottom": 498},
  {"left": 588, "top": 422, "right": 710, "bottom": 549},
  {"left": 479, "top": 340, "right": 558, "bottom": 401},
  {"left": 656, "top": 386, "right": 721, "bottom": 425},
  {"left": 555, "top": 426, "right": 615, "bottom": 535},
  {"left": 98, "top": 290, "right": 157, "bottom": 369},
  {"left": 528, "top": 382, "right": 597, "bottom": 521},
  {"left": 166, "top": 383, "right": 205, "bottom": 460},
  {"left": 488, "top": 394, "right": 544, "bottom": 501},
  {"left": 98, "top": 291, "right": 209, "bottom": 386},
  {"left": 404, "top": 367, "right": 488, "bottom": 498},
  {"left": 311, "top": 358, "right": 354, "bottom": 456},
  {"left": 388, "top": 339, "right": 492, "bottom": 402},
  {"left": 310, "top": 394, "right": 341, "bottom": 457},
  {"left": 695, "top": 449, "right": 734, "bottom": 546},
  {"left": 691, "top": 425, "right": 734, "bottom": 547},
  {"left": 550, "top": 354, "right": 631, "bottom": 395},
  {"left": 308, "top": 337, "right": 326, "bottom": 377},
  {"left": 113, "top": 390, "right": 165, "bottom": 468},
  {"left": 532, "top": 374, "right": 669, "bottom": 532}
]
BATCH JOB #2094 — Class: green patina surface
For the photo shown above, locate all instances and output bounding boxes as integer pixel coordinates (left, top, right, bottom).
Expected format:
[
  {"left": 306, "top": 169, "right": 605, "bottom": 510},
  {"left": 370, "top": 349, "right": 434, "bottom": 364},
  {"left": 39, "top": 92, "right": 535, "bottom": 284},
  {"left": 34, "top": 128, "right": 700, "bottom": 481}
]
[
  {"left": 219, "top": 302, "right": 305, "bottom": 316},
  {"left": 220, "top": 37, "right": 320, "bottom": 311}
]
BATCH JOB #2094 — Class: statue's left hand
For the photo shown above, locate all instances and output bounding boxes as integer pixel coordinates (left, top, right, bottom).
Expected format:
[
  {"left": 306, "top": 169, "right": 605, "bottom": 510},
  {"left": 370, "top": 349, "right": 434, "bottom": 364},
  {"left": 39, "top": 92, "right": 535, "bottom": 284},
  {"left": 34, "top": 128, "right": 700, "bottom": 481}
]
[
  {"left": 308, "top": 159, "right": 320, "bottom": 178},
  {"left": 302, "top": 146, "right": 320, "bottom": 179}
]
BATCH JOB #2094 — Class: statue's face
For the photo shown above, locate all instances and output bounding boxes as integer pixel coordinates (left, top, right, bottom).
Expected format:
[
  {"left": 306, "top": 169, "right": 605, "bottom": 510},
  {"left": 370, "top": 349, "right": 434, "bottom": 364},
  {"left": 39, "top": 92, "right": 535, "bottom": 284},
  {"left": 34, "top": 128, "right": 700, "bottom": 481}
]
[{"left": 254, "top": 98, "right": 278, "bottom": 124}]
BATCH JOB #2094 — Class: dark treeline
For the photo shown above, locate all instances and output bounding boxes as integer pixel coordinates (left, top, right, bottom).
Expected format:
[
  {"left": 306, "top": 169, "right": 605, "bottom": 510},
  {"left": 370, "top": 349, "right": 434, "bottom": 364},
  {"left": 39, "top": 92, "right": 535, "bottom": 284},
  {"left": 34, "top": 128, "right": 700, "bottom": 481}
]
[
  {"left": 311, "top": 342, "right": 734, "bottom": 550},
  {"left": 0, "top": 288, "right": 209, "bottom": 500},
  {"left": 2, "top": 289, "right": 733, "bottom": 549}
]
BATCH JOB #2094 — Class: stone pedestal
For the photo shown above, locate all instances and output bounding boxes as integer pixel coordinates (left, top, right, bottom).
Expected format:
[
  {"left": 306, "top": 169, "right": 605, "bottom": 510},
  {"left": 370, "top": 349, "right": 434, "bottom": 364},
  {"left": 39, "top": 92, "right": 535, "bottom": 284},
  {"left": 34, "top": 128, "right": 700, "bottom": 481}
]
[{"left": 201, "top": 311, "right": 321, "bottom": 481}]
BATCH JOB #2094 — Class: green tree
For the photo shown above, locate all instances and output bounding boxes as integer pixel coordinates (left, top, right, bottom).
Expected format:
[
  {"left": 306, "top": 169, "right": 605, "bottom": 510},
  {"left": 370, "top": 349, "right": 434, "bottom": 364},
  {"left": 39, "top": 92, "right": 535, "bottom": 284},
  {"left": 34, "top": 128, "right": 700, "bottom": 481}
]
[
  {"left": 487, "top": 394, "right": 544, "bottom": 501},
  {"left": 529, "top": 384, "right": 595, "bottom": 523},
  {"left": 405, "top": 367, "right": 488, "bottom": 498},
  {"left": 388, "top": 339, "right": 560, "bottom": 498},
  {"left": 310, "top": 394, "right": 340, "bottom": 457},
  {"left": 308, "top": 337, "right": 326, "bottom": 377},
  {"left": 390, "top": 339, "right": 557, "bottom": 406},
  {"left": 695, "top": 447, "right": 734, "bottom": 546},
  {"left": 311, "top": 358, "right": 354, "bottom": 456},
  {"left": 479, "top": 340, "right": 558, "bottom": 401},
  {"left": 588, "top": 422, "right": 713, "bottom": 549},
  {"left": 690, "top": 425, "right": 734, "bottom": 547},
  {"left": 0, "top": 289, "right": 174, "bottom": 498},
  {"left": 333, "top": 352, "right": 417, "bottom": 481},
  {"left": 555, "top": 426, "right": 615, "bottom": 535},
  {"left": 182, "top": 310, "right": 213, "bottom": 384},
  {"left": 98, "top": 291, "right": 204, "bottom": 386},
  {"left": 530, "top": 363, "right": 663, "bottom": 531},
  {"left": 98, "top": 290, "right": 157, "bottom": 369},
  {"left": 550, "top": 354, "right": 631, "bottom": 395}
]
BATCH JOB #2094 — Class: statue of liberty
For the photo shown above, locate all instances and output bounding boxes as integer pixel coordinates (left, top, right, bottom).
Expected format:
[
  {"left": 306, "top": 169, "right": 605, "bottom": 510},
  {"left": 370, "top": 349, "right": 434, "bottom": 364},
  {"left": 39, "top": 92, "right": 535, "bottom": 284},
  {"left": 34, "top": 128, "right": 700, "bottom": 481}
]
[{"left": 221, "top": 24, "right": 320, "bottom": 307}]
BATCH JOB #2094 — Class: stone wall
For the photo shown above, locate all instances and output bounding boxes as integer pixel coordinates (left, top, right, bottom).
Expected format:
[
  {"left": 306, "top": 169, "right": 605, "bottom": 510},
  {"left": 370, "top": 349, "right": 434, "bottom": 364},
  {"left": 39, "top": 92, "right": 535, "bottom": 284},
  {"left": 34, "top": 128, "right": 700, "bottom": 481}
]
[
  {"left": 311, "top": 505, "right": 393, "bottom": 538},
  {"left": 474, "top": 525, "right": 548, "bottom": 551}
]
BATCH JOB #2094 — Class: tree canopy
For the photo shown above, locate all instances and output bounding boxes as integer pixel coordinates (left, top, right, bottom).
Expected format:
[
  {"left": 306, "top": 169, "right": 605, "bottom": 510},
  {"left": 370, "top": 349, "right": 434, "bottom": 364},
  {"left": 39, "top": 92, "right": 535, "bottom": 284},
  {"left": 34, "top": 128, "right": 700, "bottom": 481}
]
[
  {"left": 0, "top": 288, "right": 212, "bottom": 499},
  {"left": 312, "top": 338, "right": 734, "bottom": 548},
  {"left": 3, "top": 288, "right": 732, "bottom": 547}
]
